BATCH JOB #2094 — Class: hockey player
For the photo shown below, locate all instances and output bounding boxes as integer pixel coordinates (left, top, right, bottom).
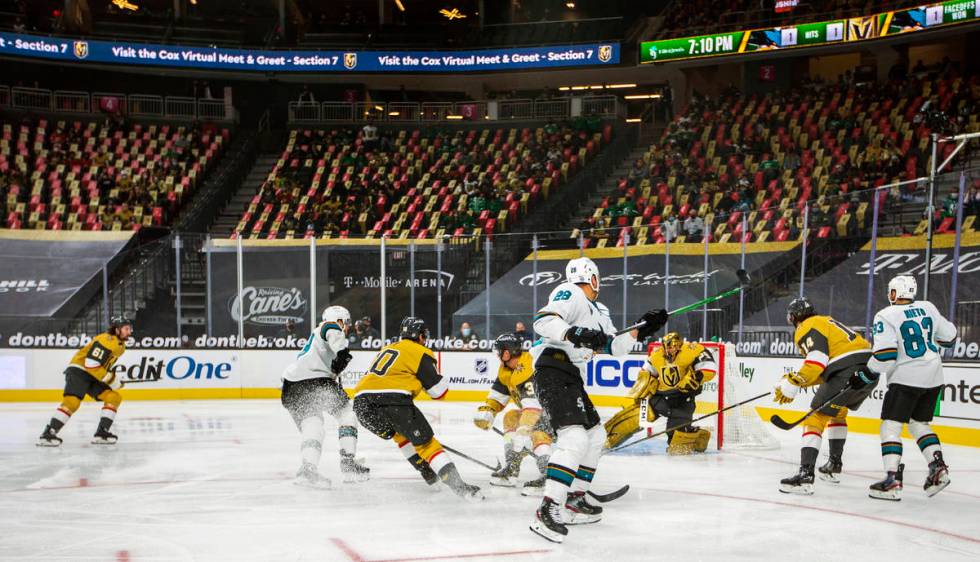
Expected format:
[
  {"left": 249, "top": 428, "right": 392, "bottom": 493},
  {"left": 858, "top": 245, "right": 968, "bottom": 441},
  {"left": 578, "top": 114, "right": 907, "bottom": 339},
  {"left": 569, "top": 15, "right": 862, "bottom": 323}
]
[
  {"left": 281, "top": 305, "right": 369, "bottom": 489},
  {"left": 604, "top": 332, "right": 716, "bottom": 454},
  {"left": 353, "top": 317, "right": 484, "bottom": 499},
  {"left": 529, "top": 255, "right": 666, "bottom": 543},
  {"left": 866, "top": 275, "right": 956, "bottom": 500},
  {"left": 774, "top": 297, "right": 878, "bottom": 495},
  {"left": 37, "top": 316, "right": 132, "bottom": 446},
  {"left": 473, "top": 333, "right": 554, "bottom": 495}
]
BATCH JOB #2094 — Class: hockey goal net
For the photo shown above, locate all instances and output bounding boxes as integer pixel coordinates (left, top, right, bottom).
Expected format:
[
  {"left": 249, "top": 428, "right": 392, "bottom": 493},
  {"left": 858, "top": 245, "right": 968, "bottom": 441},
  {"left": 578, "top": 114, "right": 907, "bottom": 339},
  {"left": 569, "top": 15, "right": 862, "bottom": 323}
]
[{"left": 644, "top": 341, "right": 778, "bottom": 450}]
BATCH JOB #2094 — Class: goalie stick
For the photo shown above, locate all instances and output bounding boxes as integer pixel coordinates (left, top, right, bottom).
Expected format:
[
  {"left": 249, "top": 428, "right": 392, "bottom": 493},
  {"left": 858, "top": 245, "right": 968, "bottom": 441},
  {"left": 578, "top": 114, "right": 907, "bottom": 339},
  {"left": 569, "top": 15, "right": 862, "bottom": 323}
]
[
  {"left": 769, "top": 386, "right": 852, "bottom": 430},
  {"left": 614, "top": 269, "right": 752, "bottom": 336},
  {"left": 490, "top": 427, "right": 630, "bottom": 503},
  {"left": 606, "top": 391, "right": 771, "bottom": 453}
]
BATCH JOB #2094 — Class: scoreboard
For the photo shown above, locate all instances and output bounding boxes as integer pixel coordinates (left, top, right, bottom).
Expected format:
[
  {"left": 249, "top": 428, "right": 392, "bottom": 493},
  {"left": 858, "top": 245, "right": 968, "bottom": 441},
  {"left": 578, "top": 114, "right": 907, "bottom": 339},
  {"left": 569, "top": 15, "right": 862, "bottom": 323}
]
[{"left": 641, "top": 0, "right": 979, "bottom": 64}]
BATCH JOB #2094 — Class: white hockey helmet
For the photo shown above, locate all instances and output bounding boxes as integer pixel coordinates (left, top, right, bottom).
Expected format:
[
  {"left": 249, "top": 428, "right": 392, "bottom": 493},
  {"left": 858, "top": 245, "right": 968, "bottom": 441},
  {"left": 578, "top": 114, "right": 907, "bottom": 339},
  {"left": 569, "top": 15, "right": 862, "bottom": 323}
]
[
  {"left": 322, "top": 305, "right": 352, "bottom": 328},
  {"left": 888, "top": 275, "right": 917, "bottom": 304},
  {"left": 566, "top": 256, "right": 600, "bottom": 293}
]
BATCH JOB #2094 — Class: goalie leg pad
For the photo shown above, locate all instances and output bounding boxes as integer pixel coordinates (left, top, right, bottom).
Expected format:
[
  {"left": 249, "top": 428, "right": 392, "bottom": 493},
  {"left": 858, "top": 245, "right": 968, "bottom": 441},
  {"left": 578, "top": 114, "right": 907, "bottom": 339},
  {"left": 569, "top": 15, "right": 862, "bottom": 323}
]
[
  {"left": 667, "top": 428, "right": 710, "bottom": 455},
  {"left": 503, "top": 409, "right": 521, "bottom": 433},
  {"left": 602, "top": 402, "right": 643, "bottom": 450}
]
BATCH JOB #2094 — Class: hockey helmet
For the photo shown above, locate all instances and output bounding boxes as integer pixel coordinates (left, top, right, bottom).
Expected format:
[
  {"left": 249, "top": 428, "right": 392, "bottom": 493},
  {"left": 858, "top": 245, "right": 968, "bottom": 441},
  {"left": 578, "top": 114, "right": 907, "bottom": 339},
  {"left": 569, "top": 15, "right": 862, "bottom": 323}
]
[
  {"left": 322, "top": 305, "right": 352, "bottom": 329},
  {"left": 566, "top": 257, "right": 600, "bottom": 293},
  {"left": 493, "top": 333, "right": 523, "bottom": 359},
  {"left": 108, "top": 315, "right": 132, "bottom": 336},
  {"left": 399, "top": 316, "right": 429, "bottom": 341},
  {"left": 888, "top": 275, "right": 917, "bottom": 304},
  {"left": 661, "top": 332, "right": 684, "bottom": 361},
  {"left": 786, "top": 297, "right": 816, "bottom": 326}
]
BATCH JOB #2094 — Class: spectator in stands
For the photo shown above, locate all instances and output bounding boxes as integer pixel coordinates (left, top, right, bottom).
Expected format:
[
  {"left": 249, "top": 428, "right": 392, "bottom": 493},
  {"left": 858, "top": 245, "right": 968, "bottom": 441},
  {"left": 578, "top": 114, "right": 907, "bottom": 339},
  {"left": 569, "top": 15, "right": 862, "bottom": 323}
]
[
  {"left": 359, "top": 316, "right": 381, "bottom": 341},
  {"left": 362, "top": 121, "right": 379, "bottom": 151},
  {"left": 514, "top": 322, "right": 530, "bottom": 343},
  {"left": 279, "top": 319, "right": 299, "bottom": 338},
  {"left": 660, "top": 214, "right": 679, "bottom": 242},
  {"left": 458, "top": 322, "right": 479, "bottom": 346},
  {"left": 683, "top": 210, "right": 704, "bottom": 242}
]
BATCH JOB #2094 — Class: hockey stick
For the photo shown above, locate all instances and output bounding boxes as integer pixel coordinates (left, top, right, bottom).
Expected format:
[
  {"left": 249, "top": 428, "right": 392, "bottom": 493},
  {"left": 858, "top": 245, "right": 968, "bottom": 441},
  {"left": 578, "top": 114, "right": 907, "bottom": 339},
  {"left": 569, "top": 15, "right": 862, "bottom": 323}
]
[
  {"left": 614, "top": 269, "right": 752, "bottom": 336},
  {"left": 490, "top": 426, "right": 630, "bottom": 503},
  {"left": 441, "top": 443, "right": 502, "bottom": 472},
  {"left": 769, "top": 386, "right": 852, "bottom": 430},
  {"left": 120, "top": 378, "right": 161, "bottom": 385},
  {"left": 606, "top": 391, "right": 771, "bottom": 453}
]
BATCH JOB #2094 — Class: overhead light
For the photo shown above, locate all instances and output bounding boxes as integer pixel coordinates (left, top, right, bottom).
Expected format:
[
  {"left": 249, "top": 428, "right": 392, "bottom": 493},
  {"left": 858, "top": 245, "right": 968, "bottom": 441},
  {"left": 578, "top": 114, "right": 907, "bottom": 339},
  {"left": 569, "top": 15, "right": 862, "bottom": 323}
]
[
  {"left": 374, "top": 105, "right": 384, "bottom": 111},
  {"left": 624, "top": 94, "right": 662, "bottom": 100},
  {"left": 388, "top": 111, "right": 400, "bottom": 116},
  {"left": 559, "top": 86, "right": 570, "bottom": 91},
  {"left": 571, "top": 86, "right": 588, "bottom": 90},
  {"left": 589, "top": 85, "right": 605, "bottom": 90},
  {"left": 626, "top": 118, "right": 641, "bottom": 123},
  {"left": 394, "top": 0, "right": 405, "bottom": 12},
  {"left": 566, "top": 1, "right": 576, "bottom": 8},
  {"left": 112, "top": 0, "right": 139, "bottom": 10},
  {"left": 446, "top": 115, "right": 464, "bottom": 120},
  {"left": 607, "top": 83, "right": 637, "bottom": 89},
  {"left": 440, "top": 7, "right": 467, "bottom": 20}
]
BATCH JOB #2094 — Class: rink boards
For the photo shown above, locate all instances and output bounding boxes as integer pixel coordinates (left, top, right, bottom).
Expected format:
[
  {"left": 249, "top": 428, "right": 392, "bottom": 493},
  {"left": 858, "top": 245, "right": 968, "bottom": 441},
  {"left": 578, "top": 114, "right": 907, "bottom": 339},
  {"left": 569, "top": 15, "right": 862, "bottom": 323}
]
[{"left": 0, "top": 347, "right": 977, "bottom": 446}]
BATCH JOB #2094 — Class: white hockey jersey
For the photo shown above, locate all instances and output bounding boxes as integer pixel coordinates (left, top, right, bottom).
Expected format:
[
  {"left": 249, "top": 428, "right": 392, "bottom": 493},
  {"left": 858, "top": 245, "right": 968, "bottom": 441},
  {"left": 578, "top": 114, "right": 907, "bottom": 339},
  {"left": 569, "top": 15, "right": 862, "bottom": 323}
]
[
  {"left": 282, "top": 320, "right": 349, "bottom": 382},
  {"left": 868, "top": 300, "right": 956, "bottom": 389},
  {"left": 531, "top": 282, "right": 636, "bottom": 378}
]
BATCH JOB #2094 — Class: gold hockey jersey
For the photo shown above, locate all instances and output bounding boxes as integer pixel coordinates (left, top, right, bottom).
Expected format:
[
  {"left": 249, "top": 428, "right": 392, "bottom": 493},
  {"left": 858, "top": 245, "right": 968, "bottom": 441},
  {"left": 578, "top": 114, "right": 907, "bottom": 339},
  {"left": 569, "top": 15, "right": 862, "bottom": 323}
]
[
  {"left": 485, "top": 352, "right": 539, "bottom": 410},
  {"left": 641, "top": 342, "right": 717, "bottom": 396},
  {"left": 793, "top": 315, "right": 871, "bottom": 386},
  {"left": 69, "top": 333, "right": 127, "bottom": 381},
  {"left": 354, "top": 339, "right": 449, "bottom": 399}
]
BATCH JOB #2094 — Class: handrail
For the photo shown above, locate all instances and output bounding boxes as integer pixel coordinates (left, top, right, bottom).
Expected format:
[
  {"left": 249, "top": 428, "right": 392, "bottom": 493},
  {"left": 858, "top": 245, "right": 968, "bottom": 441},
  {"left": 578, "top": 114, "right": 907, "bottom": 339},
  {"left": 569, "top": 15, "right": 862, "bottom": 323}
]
[{"left": 1, "top": 84, "right": 233, "bottom": 121}]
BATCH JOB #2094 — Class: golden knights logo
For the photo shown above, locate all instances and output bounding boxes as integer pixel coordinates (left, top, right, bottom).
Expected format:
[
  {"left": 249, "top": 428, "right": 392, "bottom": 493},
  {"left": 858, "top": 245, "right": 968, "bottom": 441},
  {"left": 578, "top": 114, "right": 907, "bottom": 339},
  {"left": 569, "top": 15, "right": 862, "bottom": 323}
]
[
  {"left": 343, "top": 52, "right": 357, "bottom": 69},
  {"left": 598, "top": 45, "right": 613, "bottom": 63},
  {"left": 847, "top": 16, "right": 877, "bottom": 41},
  {"left": 73, "top": 41, "right": 89, "bottom": 59}
]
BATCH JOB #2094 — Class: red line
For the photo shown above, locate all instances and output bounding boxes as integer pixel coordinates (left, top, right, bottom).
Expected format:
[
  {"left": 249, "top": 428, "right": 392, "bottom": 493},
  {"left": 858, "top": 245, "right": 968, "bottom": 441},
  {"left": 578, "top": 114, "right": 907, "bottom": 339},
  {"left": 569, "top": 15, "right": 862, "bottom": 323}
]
[
  {"left": 331, "top": 538, "right": 367, "bottom": 562},
  {"left": 115, "top": 551, "right": 130, "bottom": 562},
  {"left": 374, "top": 549, "right": 553, "bottom": 562},
  {"left": 646, "top": 486, "right": 980, "bottom": 544}
]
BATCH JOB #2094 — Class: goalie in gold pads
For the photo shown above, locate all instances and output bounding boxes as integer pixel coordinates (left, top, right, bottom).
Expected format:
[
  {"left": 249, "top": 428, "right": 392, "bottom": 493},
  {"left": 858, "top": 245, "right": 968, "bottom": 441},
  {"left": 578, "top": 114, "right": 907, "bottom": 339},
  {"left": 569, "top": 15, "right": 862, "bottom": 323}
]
[
  {"left": 604, "top": 332, "right": 717, "bottom": 454},
  {"left": 773, "top": 297, "right": 876, "bottom": 495},
  {"left": 473, "top": 333, "right": 554, "bottom": 495},
  {"left": 353, "top": 316, "right": 484, "bottom": 499}
]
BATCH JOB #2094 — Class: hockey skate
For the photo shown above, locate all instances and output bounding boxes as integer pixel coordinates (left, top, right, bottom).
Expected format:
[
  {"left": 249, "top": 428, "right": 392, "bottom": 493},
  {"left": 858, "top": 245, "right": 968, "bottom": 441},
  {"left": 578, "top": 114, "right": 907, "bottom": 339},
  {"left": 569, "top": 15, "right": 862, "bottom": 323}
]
[
  {"left": 530, "top": 497, "right": 568, "bottom": 543},
  {"left": 340, "top": 454, "right": 370, "bottom": 483},
  {"left": 36, "top": 426, "right": 62, "bottom": 447},
  {"left": 817, "top": 456, "right": 843, "bottom": 484},
  {"left": 779, "top": 465, "right": 815, "bottom": 495},
  {"left": 91, "top": 428, "right": 118, "bottom": 445},
  {"left": 869, "top": 463, "right": 904, "bottom": 501},
  {"left": 521, "top": 476, "right": 545, "bottom": 497},
  {"left": 564, "top": 491, "right": 602, "bottom": 525},
  {"left": 924, "top": 452, "right": 950, "bottom": 497},
  {"left": 490, "top": 451, "right": 523, "bottom": 487},
  {"left": 294, "top": 462, "right": 331, "bottom": 490}
]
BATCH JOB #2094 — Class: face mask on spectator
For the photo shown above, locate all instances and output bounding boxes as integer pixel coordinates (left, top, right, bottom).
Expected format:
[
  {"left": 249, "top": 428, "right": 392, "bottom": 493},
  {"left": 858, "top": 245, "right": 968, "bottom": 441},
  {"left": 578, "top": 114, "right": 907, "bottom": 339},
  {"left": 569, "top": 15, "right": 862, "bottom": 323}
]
[{"left": 461, "top": 328, "right": 472, "bottom": 337}]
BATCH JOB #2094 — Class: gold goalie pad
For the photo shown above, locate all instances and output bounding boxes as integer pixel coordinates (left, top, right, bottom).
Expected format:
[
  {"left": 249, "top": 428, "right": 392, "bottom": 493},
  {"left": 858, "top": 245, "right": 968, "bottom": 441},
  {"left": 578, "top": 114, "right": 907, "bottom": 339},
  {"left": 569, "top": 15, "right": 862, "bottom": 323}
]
[
  {"left": 603, "top": 402, "right": 656, "bottom": 450},
  {"left": 667, "top": 427, "right": 712, "bottom": 455}
]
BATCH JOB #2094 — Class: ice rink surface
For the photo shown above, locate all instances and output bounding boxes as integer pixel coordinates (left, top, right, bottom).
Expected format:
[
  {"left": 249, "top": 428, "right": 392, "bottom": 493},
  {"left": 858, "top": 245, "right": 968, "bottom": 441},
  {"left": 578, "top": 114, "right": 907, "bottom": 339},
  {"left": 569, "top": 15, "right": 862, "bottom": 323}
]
[{"left": 1, "top": 399, "right": 978, "bottom": 562}]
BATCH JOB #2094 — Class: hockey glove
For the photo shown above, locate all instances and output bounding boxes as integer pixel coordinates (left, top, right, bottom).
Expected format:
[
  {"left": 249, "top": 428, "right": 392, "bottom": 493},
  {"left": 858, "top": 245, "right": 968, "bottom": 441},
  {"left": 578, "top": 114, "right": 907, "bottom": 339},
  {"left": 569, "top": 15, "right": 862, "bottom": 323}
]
[
  {"left": 847, "top": 368, "right": 879, "bottom": 390},
  {"left": 635, "top": 309, "right": 669, "bottom": 340},
  {"left": 678, "top": 371, "right": 705, "bottom": 393},
  {"left": 473, "top": 405, "right": 496, "bottom": 430},
  {"left": 331, "top": 349, "right": 353, "bottom": 374},
  {"left": 564, "top": 326, "right": 610, "bottom": 352},
  {"left": 773, "top": 377, "right": 801, "bottom": 404}
]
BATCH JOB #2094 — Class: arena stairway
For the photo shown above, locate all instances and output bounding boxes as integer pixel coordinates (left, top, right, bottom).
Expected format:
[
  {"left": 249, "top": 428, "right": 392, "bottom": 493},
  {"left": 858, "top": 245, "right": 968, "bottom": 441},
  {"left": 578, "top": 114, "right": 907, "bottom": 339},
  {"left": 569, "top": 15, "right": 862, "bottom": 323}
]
[{"left": 210, "top": 152, "right": 283, "bottom": 237}]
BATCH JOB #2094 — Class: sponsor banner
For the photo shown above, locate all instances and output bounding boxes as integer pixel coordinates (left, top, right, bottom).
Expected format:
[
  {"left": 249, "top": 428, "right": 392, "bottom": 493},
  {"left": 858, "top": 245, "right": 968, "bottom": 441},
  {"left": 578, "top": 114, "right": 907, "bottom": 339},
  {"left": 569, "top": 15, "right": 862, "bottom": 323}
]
[
  {"left": 2, "top": 347, "right": 978, "bottom": 442},
  {"left": 0, "top": 230, "right": 134, "bottom": 319},
  {"left": 743, "top": 233, "right": 980, "bottom": 358},
  {"left": 0, "top": 32, "right": 619, "bottom": 73},
  {"left": 453, "top": 241, "right": 800, "bottom": 336},
  {"left": 640, "top": 0, "right": 978, "bottom": 64}
]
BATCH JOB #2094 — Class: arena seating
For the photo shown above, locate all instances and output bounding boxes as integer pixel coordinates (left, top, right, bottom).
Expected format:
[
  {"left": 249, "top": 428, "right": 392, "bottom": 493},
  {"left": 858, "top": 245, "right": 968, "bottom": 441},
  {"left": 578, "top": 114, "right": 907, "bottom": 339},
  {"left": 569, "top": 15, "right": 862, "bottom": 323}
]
[
  {"left": 578, "top": 72, "right": 977, "bottom": 247},
  {"left": 231, "top": 123, "right": 612, "bottom": 240},
  {"left": 0, "top": 118, "right": 228, "bottom": 231}
]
